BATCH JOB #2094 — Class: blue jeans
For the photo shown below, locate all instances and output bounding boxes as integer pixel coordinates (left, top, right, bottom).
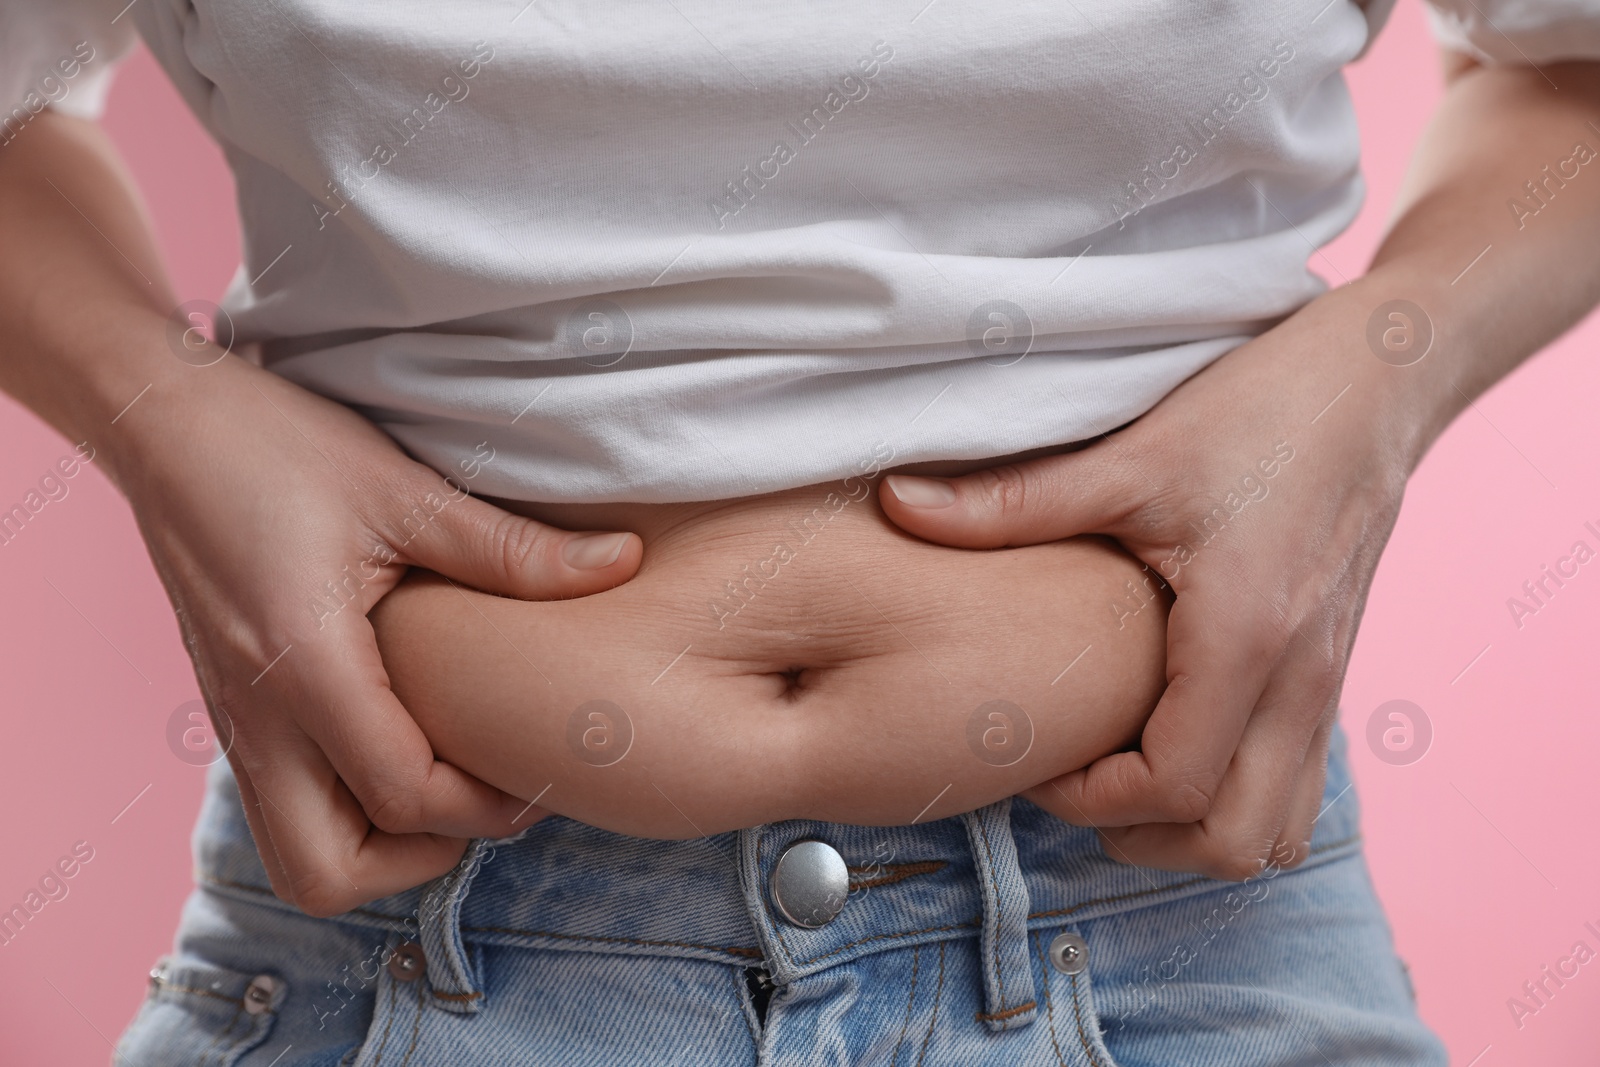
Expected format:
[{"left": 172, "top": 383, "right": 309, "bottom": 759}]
[{"left": 117, "top": 726, "right": 1444, "bottom": 1065}]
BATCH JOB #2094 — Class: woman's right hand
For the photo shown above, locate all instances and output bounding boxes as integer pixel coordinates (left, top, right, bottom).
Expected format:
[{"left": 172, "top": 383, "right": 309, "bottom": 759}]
[{"left": 119, "top": 355, "right": 642, "bottom": 915}]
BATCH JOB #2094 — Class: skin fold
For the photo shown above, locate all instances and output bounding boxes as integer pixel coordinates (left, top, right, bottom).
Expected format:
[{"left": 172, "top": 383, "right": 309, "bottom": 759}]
[{"left": 372, "top": 486, "right": 1169, "bottom": 838}]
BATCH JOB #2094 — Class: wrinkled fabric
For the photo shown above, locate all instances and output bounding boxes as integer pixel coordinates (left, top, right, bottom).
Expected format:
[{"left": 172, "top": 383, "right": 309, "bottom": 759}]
[{"left": 10, "top": 0, "right": 1594, "bottom": 501}]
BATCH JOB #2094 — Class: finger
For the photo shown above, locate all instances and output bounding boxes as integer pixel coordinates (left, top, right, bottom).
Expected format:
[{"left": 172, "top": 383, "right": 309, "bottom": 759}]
[
  {"left": 1272, "top": 708, "right": 1337, "bottom": 869},
  {"left": 394, "top": 485, "right": 642, "bottom": 600},
  {"left": 243, "top": 726, "right": 472, "bottom": 916},
  {"left": 202, "top": 697, "right": 297, "bottom": 898},
  {"left": 234, "top": 704, "right": 551, "bottom": 915},
  {"left": 226, "top": 753, "right": 294, "bottom": 900},
  {"left": 267, "top": 611, "right": 533, "bottom": 840},
  {"left": 878, "top": 445, "right": 1141, "bottom": 549},
  {"left": 1094, "top": 649, "right": 1341, "bottom": 879},
  {"left": 1040, "top": 588, "right": 1276, "bottom": 826}
]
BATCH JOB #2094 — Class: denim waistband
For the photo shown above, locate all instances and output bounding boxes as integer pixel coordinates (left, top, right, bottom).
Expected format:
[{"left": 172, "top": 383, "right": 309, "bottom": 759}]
[{"left": 197, "top": 730, "right": 1363, "bottom": 1036}]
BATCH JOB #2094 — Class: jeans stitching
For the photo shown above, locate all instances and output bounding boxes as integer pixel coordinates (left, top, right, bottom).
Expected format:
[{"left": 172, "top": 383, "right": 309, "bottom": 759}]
[
  {"left": 149, "top": 978, "right": 245, "bottom": 1009},
  {"left": 973, "top": 814, "right": 1009, "bottom": 1012},
  {"left": 1069, "top": 970, "right": 1110, "bottom": 1067},
  {"left": 770, "top": 909, "right": 797, "bottom": 972},
  {"left": 397, "top": 975, "right": 425, "bottom": 1067},
  {"left": 890, "top": 944, "right": 921, "bottom": 1067},
  {"left": 761, "top": 830, "right": 801, "bottom": 974},
  {"left": 913, "top": 941, "right": 945, "bottom": 1067},
  {"left": 1033, "top": 932, "right": 1069, "bottom": 1067},
  {"left": 198, "top": 833, "right": 1365, "bottom": 1009},
  {"left": 428, "top": 937, "right": 485, "bottom": 1005},
  {"left": 462, "top": 923, "right": 763, "bottom": 958},
  {"left": 792, "top": 838, "right": 1363, "bottom": 970},
  {"left": 848, "top": 860, "right": 948, "bottom": 890},
  {"left": 974, "top": 1000, "right": 1037, "bottom": 1023},
  {"left": 369, "top": 971, "right": 399, "bottom": 1067}
]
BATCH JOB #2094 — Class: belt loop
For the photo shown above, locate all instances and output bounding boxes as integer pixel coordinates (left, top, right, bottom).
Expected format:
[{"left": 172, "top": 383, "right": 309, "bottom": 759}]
[
  {"left": 415, "top": 839, "right": 495, "bottom": 1015},
  {"left": 961, "top": 799, "right": 1038, "bottom": 1032}
]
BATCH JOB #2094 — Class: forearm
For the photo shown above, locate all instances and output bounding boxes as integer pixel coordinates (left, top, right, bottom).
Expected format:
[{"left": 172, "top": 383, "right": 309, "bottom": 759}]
[
  {"left": 0, "top": 111, "right": 183, "bottom": 486},
  {"left": 1340, "top": 58, "right": 1600, "bottom": 469}
]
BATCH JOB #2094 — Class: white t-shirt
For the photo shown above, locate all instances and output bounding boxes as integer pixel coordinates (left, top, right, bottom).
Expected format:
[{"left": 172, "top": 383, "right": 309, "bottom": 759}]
[{"left": 4, "top": 0, "right": 1598, "bottom": 502}]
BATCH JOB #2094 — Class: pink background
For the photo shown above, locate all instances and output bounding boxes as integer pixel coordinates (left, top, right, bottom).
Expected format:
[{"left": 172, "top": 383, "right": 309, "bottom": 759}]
[{"left": 2, "top": 2, "right": 1597, "bottom": 1062}]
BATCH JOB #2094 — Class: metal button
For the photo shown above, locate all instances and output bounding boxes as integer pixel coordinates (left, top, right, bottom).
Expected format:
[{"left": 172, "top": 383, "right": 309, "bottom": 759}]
[
  {"left": 242, "top": 974, "right": 282, "bottom": 1015},
  {"left": 387, "top": 942, "right": 426, "bottom": 982},
  {"left": 770, "top": 839, "right": 849, "bottom": 929},
  {"left": 1048, "top": 932, "right": 1089, "bottom": 975}
]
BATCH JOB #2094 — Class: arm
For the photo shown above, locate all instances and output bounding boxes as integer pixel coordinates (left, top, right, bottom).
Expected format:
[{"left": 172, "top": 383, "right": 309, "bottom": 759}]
[
  {"left": 0, "top": 112, "right": 643, "bottom": 914},
  {"left": 1366, "top": 55, "right": 1600, "bottom": 438},
  {"left": 881, "top": 55, "right": 1600, "bottom": 878}
]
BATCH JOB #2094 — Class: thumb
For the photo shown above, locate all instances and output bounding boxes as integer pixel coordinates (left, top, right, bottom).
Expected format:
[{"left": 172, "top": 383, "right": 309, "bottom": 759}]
[
  {"left": 879, "top": 448, "right": 1139, "bottom": 549},
  {"left": 399, "top": 490, "right": 642, "bottom": 599}
]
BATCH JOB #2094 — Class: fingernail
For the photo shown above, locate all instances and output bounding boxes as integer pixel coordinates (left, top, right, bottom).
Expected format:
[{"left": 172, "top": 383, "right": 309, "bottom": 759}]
[
  {"left": 563, "top": 532, "right": 630, "bottom": 570},
  {"left": 884, "top": 475, "right": 957, "bottom": 509}
]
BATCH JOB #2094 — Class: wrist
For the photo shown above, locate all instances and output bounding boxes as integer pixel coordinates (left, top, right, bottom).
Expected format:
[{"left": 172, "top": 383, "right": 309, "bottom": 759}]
[
  {"left": 36, "top": 307, "right": 252, "bottom": 501},
  {"left": 114, "top": 353, "right": 275, "bottom": 502},
  {"left": 1308, "top": 265, "right": 1484, "bottom": 476}
]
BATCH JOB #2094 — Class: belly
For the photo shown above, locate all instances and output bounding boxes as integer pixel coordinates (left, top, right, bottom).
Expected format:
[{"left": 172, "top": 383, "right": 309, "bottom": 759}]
[{"left": 370, "top": 479, "right": 1169, "bottom": 838}]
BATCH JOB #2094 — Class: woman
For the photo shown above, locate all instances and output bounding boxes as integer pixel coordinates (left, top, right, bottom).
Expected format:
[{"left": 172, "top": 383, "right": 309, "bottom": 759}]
[{"left": 3, "top": 0, "right": 1597, "bottom": 1062}]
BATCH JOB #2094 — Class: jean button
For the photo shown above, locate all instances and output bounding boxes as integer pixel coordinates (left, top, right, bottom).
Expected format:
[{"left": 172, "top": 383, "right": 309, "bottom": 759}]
[
  {"left": 388, "top": 942, "right": 426, "bottom": 982},
  {"left": 771, "top": 840, "right": 849, "bottom": 929},
  {"left": 1048, "top": 932, "right": 1089, "bottom": 975}
]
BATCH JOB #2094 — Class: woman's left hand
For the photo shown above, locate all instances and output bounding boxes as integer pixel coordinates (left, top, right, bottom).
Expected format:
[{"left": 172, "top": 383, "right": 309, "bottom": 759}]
[{"left": 880, "top": 280, "right": 1424, "bottom": 879}]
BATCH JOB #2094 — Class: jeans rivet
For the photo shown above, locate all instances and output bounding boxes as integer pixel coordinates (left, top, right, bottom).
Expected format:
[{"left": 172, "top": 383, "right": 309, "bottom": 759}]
[
  {"left": 1048, "top": 932, "right": 1089, "bottom": 975},
  {"left": 243, "top": 974, "right": 282, "bottom": 1015},
  {"left": 388, "top": 941, "right": 427, "bottom": 982}
]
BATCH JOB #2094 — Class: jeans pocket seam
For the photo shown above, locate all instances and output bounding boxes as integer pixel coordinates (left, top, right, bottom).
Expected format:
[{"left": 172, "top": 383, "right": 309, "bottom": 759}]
[{"left": 121, "top": 957, "right": 280, "bottom": 1067}]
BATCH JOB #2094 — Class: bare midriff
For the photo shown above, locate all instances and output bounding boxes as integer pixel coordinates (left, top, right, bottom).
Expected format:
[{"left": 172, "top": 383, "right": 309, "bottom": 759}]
[{"left": 371, "top": 453, "right": 1169, "bottom": 838}]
